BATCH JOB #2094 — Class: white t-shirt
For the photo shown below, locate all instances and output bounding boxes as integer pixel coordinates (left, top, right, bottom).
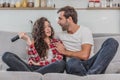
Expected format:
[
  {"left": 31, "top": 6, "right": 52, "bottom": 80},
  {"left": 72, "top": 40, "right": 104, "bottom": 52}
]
[
  {"left": 46, "top": 49, "right": 54, "bottom": 61},
  {"left": 56, "top": 25, "right": 94, "bottom": 60}
]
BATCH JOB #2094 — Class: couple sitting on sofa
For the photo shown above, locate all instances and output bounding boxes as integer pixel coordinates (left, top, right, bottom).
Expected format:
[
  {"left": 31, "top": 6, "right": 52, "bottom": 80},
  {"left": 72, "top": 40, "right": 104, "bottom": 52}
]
[{"left": 2, "top": 6, "right": 119, "bottom": 76}]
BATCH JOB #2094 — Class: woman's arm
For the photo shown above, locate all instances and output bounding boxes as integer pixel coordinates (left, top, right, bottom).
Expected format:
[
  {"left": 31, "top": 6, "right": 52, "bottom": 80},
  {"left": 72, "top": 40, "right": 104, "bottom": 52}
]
[{"left": 18, "top": 32, "right": 32, "bottom": 45}]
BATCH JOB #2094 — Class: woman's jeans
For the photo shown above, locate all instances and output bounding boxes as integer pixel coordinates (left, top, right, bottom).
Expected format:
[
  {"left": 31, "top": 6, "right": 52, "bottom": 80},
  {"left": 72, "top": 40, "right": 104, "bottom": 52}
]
[
  {"left": 2, "top": 52, "right": 65, "bottom": 74},
  {"left": 66, "top": 38, "right": 119, "bottom": 76}
]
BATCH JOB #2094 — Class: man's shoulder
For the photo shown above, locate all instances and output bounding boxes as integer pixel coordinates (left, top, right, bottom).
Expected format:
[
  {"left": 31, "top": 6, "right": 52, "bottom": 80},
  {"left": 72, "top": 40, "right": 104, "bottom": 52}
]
[
  {"left": 80, "top": 25, "right": 90, "bottom": 30},
  {"left": 80, "top": 25, "right": 92, "bottom": 33}
]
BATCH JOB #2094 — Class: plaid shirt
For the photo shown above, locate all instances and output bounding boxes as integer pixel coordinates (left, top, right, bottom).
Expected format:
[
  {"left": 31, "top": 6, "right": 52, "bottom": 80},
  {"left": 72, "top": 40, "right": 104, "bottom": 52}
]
[{"left": 28, "top": 38, "right": 63, "bottom": 66}]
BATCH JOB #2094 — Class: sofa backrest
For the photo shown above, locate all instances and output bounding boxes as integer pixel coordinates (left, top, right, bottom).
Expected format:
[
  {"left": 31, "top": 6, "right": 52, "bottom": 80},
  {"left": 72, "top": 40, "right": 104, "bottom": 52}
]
[
  {"left": 0, "top": 31, "right": 120, "bottom": 73},
  {"left": 0, "top": 31, "right": 120, "bottom": 62}
]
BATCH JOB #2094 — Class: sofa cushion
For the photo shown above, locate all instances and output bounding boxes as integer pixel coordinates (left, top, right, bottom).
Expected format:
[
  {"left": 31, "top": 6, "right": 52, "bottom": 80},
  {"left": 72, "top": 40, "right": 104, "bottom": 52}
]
[
  {"left": 43, "top": 73, "right": 120, "bottom": 80},
  {"left": 105, "top": 61, "right": 120, "bottom": 73},
  {"left": 0, "top": 71, "right": 42, "bottom": 80},
  {"left": 43, "top": 73, "right": 84, "bottom": 80}
]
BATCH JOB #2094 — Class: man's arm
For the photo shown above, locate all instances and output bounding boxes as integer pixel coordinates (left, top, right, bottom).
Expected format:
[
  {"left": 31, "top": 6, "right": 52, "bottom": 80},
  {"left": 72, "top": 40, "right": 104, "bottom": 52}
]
[{"left": 56, "top": 42, "right": 92, "bottom": 60}]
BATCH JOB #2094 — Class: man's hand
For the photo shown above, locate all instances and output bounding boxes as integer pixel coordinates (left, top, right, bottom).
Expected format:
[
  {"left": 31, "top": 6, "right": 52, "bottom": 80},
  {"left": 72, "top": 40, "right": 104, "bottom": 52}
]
[
  {"left": 56, "top": 42, "right": 92, "bottom": 60},
  {"left": 55, "top": 41, "right": 66, "bottom": 55}
]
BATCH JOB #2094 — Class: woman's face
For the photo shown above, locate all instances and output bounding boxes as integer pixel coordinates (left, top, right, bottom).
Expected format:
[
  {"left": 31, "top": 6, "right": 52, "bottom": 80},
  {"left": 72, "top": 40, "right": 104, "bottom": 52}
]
[{"left": 44, "top": 21, "right": 52, "bottom": 37}]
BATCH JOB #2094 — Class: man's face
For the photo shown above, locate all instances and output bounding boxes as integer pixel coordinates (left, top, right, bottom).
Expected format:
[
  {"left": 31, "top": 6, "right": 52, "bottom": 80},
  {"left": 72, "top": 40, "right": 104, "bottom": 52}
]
[{"left": 57, "top": 11, "right": 69, "bottom": 31}]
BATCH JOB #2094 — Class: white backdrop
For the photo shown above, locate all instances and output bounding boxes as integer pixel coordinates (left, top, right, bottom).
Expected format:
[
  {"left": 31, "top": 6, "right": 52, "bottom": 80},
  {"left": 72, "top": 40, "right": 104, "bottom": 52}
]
[{"left": 0, "top": 0, "right": 119, "bottom": 33}]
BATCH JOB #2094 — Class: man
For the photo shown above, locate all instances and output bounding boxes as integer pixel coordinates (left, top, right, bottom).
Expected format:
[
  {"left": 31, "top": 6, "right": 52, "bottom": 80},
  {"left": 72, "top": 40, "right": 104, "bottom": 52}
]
[{"left": 55, "top": 6, "right": 119, "bottom": 76}]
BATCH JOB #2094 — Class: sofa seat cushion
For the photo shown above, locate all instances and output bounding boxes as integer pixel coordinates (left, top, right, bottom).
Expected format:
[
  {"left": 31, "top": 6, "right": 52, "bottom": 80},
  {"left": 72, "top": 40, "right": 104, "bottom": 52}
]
[
  {"left": 105, "top": 61, "right": 120, "bottom": 73},
  {"left": 43, "top": 73, "right": 120, "bottom": 80},
  {"left": 0, "top": 71, "right": 42, "bottom": 80}
]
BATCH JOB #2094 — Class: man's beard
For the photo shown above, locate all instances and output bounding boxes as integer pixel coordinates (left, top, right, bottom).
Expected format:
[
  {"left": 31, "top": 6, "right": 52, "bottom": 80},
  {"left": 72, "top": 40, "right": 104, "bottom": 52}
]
[
  {"left": 62, "top": 27, "right": 67, "bottom": 31},
  {"left": 61, "top": 22, "right": 69, "bottom": 31}
]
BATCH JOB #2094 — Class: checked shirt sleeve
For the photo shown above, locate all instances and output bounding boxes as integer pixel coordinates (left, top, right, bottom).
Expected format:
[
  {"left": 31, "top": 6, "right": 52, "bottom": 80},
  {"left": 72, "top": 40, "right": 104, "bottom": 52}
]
[{"left": 27, "top": 44, "right": 40, "bottom": 63}]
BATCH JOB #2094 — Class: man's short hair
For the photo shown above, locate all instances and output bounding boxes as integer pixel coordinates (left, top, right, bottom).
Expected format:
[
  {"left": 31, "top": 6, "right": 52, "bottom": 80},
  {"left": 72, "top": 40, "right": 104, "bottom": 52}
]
[{"left": 57, "top": 6, "right": 78, "bottom": 24}]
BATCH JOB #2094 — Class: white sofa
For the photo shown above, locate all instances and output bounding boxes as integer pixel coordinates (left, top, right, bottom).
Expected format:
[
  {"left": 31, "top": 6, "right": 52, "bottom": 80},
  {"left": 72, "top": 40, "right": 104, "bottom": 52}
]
[{"left": 0, "top": 31, "right": 120, "bottom": 80}]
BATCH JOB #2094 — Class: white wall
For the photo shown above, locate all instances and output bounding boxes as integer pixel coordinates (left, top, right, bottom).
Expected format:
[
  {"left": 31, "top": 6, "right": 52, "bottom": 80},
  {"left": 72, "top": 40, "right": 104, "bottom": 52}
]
[
  {"left": 0, "top": 10, "right": 60, "bottom": 32},
  {"left": 0, "top": 0, "right": 119, "bottom": 33},
  {"left": 77, "top": 10, "right": 120, "bottom": 33}
]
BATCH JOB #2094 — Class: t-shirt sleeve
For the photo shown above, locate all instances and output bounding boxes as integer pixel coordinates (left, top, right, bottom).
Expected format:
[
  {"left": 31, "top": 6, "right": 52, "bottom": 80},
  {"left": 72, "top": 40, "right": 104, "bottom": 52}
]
[{"left": 81, "top": 27, "right": 94, "bottom": 45}]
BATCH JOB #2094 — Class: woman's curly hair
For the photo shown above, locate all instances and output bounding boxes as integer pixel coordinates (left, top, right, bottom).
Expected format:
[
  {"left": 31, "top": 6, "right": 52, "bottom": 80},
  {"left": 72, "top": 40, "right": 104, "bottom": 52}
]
[{"left": 32, "top": 17, "right": 54, "bottom": 58}]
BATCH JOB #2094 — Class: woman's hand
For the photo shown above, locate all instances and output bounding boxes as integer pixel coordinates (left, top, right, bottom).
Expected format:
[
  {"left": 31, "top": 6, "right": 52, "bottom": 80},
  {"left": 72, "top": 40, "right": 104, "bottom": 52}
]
[
  {"left": 28, "top": 59, "right": 39, "bottom": 66},
  {"left": 18, "top": 32, "right": 29, "bottom": 41},
  {"left": 18, "top": 32, "right": 32, "bottom": 45}
]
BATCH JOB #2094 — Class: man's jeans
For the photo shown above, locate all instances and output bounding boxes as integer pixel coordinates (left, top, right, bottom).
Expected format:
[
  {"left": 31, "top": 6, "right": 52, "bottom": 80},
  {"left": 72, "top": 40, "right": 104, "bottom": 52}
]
[
  {"left": 2, "top": 52, "right": 65, "bottom": 74},
  {"left": 66, "top": 38, "right": 119, "bottom": 76}
]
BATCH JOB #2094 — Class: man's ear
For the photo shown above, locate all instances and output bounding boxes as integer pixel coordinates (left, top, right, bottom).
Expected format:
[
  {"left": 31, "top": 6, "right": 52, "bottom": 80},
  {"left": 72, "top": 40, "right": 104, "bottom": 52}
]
[{"left": 67, "top": 16, "right": 72, "bottom": 22}]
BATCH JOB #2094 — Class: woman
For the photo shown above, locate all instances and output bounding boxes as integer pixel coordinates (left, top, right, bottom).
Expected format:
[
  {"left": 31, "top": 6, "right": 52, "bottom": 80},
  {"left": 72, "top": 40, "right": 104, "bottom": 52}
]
[{"left": 2, "top": 17, "right": 65, "bottom": 74}]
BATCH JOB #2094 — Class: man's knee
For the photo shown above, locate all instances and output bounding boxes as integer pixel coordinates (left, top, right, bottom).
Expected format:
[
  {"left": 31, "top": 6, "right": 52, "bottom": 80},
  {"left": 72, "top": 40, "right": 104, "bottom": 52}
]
[
  {"left": 106, "top": 38, "right": 119, "bottom": 53},
  {"left": 110, "top": 38, "right": 119, "bottom": 48},
  {"left": 102, "top": 38, "right": 119, "bottom": 48}
]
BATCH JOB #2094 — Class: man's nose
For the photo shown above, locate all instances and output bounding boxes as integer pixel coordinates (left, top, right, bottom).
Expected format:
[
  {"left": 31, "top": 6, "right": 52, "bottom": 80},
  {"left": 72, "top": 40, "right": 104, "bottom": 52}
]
[{"left": 57, "top": 20, "right": 60, "bottom": 24}]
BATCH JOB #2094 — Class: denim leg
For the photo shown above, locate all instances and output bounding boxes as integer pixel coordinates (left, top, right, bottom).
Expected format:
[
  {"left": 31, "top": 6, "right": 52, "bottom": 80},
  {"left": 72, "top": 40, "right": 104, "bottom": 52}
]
[
  {"left": 35, "top": 60, "right": 65, "bottom": 74},
  {"left": 66, "top": 58, "right": 87, "bottom": 76},
  {"left": 2, "top": 52, "right": 31, "bottom": 71},
  {"left": 87, "top": 38, "right": 119, "bottom": 74}
]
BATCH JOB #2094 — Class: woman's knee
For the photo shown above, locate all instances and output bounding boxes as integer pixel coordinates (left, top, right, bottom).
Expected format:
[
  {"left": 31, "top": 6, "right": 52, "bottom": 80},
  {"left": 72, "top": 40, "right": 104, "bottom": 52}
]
[{"left": 2, "top": 52, "right": 14, "bottom": 62}]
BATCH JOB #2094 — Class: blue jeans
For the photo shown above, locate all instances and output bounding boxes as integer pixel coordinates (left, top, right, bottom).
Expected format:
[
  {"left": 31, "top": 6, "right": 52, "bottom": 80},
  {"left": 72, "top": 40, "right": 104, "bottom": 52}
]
[
  {"left": 66, "top": 38, "right": 119, "bottom": 76},
  {"left": 2, "top": 52, "right": 65, "bottom": 74}
]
